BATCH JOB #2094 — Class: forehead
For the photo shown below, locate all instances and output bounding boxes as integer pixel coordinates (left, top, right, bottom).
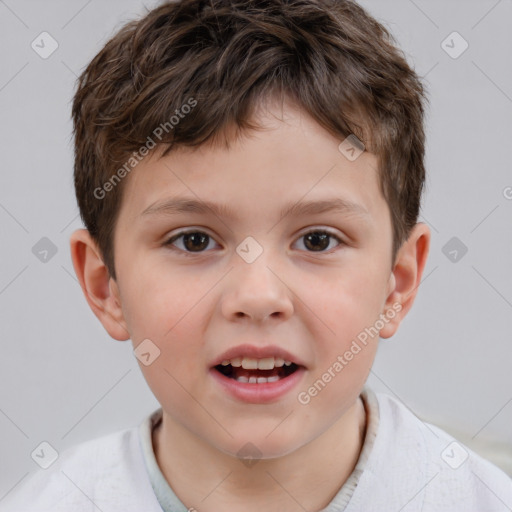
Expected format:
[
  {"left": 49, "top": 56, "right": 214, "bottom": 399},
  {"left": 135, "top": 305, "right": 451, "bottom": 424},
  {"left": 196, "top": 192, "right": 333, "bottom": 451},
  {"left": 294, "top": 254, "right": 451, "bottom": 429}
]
[{"left": 117, "top": 103, "right": 386, "bottom": 227}]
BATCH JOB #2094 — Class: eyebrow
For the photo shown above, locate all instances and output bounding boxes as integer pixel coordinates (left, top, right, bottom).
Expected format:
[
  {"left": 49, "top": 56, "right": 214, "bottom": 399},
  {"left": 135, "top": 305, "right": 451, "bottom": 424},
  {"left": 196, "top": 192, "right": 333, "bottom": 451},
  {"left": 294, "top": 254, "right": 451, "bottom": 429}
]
[{"left": 140, "top": 196, "right": 370, "bottom": 222}]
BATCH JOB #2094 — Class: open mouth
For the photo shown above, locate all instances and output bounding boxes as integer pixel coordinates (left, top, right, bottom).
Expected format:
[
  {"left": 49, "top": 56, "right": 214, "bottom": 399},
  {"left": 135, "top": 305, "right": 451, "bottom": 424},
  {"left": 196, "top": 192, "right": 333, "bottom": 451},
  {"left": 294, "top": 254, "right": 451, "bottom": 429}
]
[{"left": 214, "top": 362, "right": 300, "bottom": 383}]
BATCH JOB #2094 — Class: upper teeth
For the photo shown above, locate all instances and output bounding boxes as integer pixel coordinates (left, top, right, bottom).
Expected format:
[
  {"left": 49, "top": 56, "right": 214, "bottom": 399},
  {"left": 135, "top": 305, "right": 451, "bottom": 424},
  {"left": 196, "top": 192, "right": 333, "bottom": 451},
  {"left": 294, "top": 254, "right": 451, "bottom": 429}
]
[{"left": 221, "top": 357, "right": 292, "bottom": 369}]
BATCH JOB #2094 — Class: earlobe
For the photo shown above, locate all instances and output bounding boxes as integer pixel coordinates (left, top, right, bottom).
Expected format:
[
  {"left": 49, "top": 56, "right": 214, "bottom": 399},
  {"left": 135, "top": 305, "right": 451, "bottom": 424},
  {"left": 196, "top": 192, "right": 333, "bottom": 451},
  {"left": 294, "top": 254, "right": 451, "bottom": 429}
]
[
  {"left": 379, "top": 223, "right": 431, "bottom": 339},
  {"left": 69, "top": 229, "right": 130, "bottom": 341}
]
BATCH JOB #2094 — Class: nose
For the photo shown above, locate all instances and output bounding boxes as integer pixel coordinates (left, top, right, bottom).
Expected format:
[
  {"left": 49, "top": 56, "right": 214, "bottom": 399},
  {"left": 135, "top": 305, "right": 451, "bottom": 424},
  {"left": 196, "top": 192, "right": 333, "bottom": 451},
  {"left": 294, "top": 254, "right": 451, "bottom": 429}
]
[{"left": 220, "top": 253, "right": 294, "bottom": 323}]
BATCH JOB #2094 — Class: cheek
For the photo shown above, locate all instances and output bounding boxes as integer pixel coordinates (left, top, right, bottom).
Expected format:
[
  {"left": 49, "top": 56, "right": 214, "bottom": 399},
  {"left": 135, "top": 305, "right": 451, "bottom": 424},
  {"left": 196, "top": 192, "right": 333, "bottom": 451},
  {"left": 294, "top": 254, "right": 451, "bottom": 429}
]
[
  {"left": 297, "top": 266, "right": 385, "bottom": 342},
  {"left": 120, "top": 266, "right": 211, "bottom": 385},
  {"left": 132, "top": 311, "right": 207, "bottom": 415},
  {"left": 122, "top": 261, "right": 203, "bottom": 338}
]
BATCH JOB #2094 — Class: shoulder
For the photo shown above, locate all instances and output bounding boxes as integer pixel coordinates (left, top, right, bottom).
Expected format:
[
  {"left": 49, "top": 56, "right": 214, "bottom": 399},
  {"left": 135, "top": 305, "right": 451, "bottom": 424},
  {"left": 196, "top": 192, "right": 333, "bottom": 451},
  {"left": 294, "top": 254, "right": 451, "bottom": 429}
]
[
  {"left": 0, "top": 423, "right": 160, "bottom": 512},
  {"left": 348, "top": 389, "right": 512, "bottom": 511}
]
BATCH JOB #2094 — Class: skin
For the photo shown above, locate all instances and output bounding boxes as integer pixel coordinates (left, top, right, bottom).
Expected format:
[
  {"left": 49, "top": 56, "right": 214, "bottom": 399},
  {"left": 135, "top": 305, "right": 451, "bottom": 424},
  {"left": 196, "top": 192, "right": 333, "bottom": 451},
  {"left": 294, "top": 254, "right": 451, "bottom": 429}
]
[{"left": 70, "top": 98, "right": 430, "bottom": 512}]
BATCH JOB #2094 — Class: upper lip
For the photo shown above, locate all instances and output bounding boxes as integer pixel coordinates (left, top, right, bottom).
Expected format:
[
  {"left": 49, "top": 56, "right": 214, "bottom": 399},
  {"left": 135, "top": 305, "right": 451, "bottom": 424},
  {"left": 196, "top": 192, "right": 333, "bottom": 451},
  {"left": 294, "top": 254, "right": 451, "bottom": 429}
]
[{"left": 210, "top": 344, "right": 306, "bottom": 368}]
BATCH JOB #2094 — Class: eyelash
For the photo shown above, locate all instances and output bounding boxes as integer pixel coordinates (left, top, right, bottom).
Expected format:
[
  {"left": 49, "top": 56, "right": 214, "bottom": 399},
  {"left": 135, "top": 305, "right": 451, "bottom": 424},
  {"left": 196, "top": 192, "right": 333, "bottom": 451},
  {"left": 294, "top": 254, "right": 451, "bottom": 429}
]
[{"left": 163, "top": 229, "right": 345, "bottom": 256}]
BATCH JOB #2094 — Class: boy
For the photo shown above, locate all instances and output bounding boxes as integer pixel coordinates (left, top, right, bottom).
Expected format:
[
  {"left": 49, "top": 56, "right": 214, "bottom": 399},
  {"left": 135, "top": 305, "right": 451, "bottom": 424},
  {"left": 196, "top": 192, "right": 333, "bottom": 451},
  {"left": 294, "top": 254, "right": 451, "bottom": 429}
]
[{"left": 3, "top": 0, "right": 511, "bottom": 510}]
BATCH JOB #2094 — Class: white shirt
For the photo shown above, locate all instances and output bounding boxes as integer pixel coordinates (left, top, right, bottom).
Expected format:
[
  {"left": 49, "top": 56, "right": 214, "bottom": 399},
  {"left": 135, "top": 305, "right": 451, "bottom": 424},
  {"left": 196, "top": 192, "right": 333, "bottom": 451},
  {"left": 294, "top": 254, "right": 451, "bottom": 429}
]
[{"left": 2, "top": 387, "right": 511, "bottom": 511}]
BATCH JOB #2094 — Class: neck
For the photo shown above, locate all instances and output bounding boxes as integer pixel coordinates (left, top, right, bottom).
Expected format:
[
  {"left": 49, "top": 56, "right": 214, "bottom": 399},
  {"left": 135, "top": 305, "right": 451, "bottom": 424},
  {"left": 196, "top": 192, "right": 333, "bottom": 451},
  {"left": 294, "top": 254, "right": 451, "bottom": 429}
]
[{"left": 153, "top": 397, "right": 367, "bottom": 512}]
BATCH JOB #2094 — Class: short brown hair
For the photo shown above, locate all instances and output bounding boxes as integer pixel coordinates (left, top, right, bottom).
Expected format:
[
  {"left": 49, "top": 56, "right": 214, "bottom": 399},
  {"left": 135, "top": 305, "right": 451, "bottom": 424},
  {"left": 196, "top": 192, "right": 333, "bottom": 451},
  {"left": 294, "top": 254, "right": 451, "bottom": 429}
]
[{"left": 72, "top": 0, "right": 428, "bottom": 280}]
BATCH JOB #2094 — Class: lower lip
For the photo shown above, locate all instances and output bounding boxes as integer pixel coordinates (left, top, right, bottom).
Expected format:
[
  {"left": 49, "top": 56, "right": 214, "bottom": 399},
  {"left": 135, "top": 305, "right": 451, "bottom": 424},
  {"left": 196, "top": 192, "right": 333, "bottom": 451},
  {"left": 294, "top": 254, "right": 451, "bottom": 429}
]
[{"left": 209, "top": 366, "right": 306, "bottom": 404}]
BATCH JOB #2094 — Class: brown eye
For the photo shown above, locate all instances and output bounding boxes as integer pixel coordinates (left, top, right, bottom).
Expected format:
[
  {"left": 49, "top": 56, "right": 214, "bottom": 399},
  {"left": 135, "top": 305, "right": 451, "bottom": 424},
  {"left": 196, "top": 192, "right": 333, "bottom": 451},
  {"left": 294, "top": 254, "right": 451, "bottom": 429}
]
[
  {"left": 297, "top": 230, "right": 343, "bottom": 253},
  {"left": 165, "top": 231, "right": 216, "bottom": 253},
  {"left": 304, "top": 232, "right": 329, "bottom": 251},
  {"left": 182, "top": 232, "right": 209, "bottom": 251}
]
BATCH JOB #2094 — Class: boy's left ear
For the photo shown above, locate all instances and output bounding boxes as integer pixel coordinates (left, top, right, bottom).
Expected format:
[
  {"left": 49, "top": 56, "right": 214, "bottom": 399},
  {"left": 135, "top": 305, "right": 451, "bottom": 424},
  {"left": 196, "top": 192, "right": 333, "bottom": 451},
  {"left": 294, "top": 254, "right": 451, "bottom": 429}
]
[{"left": 379, "top": 222, "right": 431, "bottom": 339}]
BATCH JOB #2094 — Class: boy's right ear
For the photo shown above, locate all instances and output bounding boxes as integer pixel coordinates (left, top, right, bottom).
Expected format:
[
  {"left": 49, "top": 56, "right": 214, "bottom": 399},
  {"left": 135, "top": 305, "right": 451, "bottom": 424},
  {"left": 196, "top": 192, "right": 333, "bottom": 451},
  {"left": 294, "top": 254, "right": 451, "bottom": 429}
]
[{"left": 69, "top": 229, "right": 130, "bottom": 341}]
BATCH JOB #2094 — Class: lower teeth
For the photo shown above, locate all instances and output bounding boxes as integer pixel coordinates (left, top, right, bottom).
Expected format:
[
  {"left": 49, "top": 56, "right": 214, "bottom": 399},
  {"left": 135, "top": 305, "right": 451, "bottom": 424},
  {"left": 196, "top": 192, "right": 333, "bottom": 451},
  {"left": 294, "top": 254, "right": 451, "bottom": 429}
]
[
  {"left": 236, "top": 375, "right": 281, "bottom": 384},
  {"left": 215, "top": 363, "right": 298, "bottom": 383}
]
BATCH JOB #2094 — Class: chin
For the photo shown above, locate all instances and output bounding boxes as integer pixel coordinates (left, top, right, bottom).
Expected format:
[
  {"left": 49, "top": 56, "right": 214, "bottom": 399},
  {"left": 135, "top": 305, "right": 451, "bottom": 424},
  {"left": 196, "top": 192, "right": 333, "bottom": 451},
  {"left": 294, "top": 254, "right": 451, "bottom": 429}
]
[{"left": 215, "top": 431, "right": 306, "bottom": 462}]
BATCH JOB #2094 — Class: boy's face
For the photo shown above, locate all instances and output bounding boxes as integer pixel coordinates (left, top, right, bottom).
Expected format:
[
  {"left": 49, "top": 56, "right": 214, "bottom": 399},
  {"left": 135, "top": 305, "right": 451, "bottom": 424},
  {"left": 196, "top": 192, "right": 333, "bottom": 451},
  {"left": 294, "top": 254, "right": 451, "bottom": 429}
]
[{"left": 73, "top": 100, "right": 429, "bottom": 459}]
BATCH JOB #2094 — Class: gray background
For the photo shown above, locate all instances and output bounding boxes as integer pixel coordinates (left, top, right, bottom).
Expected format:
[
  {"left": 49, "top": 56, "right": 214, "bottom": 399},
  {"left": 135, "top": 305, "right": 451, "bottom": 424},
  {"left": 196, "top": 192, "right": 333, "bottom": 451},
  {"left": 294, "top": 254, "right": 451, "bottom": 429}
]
[{"left": 1, "top": 0, "right": 511, "bottom": 499}]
